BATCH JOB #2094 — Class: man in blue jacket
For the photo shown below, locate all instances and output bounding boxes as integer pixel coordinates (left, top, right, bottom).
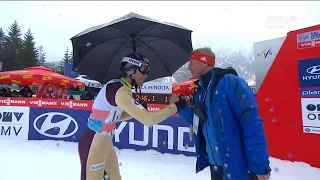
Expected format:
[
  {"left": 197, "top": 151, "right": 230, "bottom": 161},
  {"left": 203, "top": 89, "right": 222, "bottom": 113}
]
[{"left": 177, "top": 47, "right": 271, "bottom": 180}]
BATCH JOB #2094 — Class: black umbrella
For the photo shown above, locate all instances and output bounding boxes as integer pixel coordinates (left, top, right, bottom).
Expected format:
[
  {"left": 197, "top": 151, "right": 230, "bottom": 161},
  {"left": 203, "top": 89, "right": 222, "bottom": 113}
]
[{"left": 70, "top": 12, "right": 193, "bottom": 83}]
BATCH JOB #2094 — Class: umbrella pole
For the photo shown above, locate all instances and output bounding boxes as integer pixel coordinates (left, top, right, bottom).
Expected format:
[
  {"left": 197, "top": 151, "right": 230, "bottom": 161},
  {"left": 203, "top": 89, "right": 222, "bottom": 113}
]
[{"left": 132, "top": 36, "right": 136, "bottom": 53}]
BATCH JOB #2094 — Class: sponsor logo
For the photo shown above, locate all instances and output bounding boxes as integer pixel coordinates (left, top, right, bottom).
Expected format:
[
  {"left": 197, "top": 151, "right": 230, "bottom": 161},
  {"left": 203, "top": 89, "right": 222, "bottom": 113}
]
[
  {"left": 132, "top": 82, "right": 172, "bottom": 94},
  {"left": 257, "top": 47, "right": 272, "bottom": 59},
  {"left": 87, "top": 82, "right": 102, "bottom": 88},
  {"left": 0, "top": 98, "right": 26, "bottom": 106},
  {"left": 305, "top": 128, "right": 311, "bottom": 132},
  {"left": 141, "top": 85, "right": 170, "bottom": 91},
  {"left": 311, "top": 31, "right": 320, "bottom": 40},
  {"left": 300, "top": 35, "right": 309, "bottom": 41},
  {"left": 306, "top": 65, "right": 320, "bottom": 75},
  {"left": 304, "top": 127, "right": 320, "bottom": 134},
  {"left": 133, "top": 100, "right": 140, "bottom": 106},
  {"left": 90, "top": 161, "right": 105, "bottom": 171},
  {"left": 22, "top": 75, "right": 33, "bottom": 79},
  {"left": 0, "top": 75, "right": 10, "bottom": 79},
  {"left": 305, "top": 103, "right": 320, "bottom": 121},
  {"left": 0, "top": 98, "right": 92, "bottom": 110},
  {"left": 0, "top": 107, "right": 29, "bottom": 140},
  {"left": 33, "top": 112, "right": 78, "bottom": 138},
  {"left": 300, "top": 89, "right": 320, "bottom": 97},
  {"left": 114, "top": 121, "right": 196, "bottom": 153},
  {"left": 173, "top": 86, "right": 180, "bottom": 92},
  {"left": 42, "top": 76, "right": 52, "bottom": 81},
  {"left": 128, "top": 58, "right": 142, "bottom": 66},
  {"left": 301, "top": 98, "right": 320, "bottom": 129},
  {"left": 298, "top": 58, "right": 320, "bottom": 87},
  {"left": 11, "top": 79, "right": 21, "bottom": 84},
  {"left": 297, "top": 30, "right": 320, "bottom": 49},
  {"left": 0, "top": 111, "right": 24, "bottom": 136}
]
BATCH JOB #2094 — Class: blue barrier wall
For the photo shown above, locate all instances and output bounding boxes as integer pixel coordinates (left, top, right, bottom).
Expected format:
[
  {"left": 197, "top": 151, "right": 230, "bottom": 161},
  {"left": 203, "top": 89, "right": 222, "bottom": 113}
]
[{"left": 27, "top": 107, "right": 196, "bottom": 156}]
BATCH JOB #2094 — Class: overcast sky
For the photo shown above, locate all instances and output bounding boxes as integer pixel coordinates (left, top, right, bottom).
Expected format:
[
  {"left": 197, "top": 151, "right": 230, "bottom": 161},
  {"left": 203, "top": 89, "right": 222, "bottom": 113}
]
[{"left": 0, "top": 1, "right": 319, "bottom": 62}]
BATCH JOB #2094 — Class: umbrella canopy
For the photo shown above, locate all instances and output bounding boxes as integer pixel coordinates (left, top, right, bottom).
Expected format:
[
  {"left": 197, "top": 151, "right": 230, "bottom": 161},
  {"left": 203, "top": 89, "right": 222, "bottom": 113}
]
[
  {"left": 0, "top": 66, "right": 84, "bottom": 87},
  {"left": 172, "top": 78, "right": 199, "bottom": 96},
  {"left": 71, "top": 12, "right": 193, "bottom": 83}
]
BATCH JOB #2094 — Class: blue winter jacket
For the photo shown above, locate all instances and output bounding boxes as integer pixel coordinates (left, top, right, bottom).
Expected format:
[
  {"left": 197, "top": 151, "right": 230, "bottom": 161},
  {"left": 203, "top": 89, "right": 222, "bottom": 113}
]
[{"left": 177, "top": 68, "right": 270, "bottom": 179}]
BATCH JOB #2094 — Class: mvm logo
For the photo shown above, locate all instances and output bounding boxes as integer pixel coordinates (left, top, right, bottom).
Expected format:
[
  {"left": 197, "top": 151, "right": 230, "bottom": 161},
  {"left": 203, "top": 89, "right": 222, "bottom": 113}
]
[{"left": 257, "top": 47, "right": 272, "bottom": 59}]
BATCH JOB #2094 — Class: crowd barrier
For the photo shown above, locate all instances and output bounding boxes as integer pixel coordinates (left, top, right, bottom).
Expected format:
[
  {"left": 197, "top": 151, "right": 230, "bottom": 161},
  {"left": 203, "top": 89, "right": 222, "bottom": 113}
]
[{"left": 0, "top": 97, "right": 196, "bottom": 156}]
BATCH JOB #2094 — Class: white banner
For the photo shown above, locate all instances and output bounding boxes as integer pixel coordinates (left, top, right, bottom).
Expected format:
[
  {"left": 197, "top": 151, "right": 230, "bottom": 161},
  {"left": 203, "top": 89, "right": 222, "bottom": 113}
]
[
  {"left": 132, "top": 82, "right": 172, "bottom": 94},
  {"left": 0, "top": 106, "right": 30, "bottom": 140},
  {"left": 301, "top": 98, "right": 320, "bottom": 134}
]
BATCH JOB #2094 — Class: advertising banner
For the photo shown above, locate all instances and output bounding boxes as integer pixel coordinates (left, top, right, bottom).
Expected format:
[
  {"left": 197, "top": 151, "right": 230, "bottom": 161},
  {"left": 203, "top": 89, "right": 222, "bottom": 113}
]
[
  {"left": 132, "top": 81, "right": 172, "bottom": 94},
  {"left": 297, "top": 29, "right": 320, "bottom": 49},
  {"left": 113, "top": 117, "right": 196, "bottom": 156},
  {"left": 301, "top": 98, "right": 320, "bottom": 134},
  {"left": 27, "top": 106, "right": 195, "bottom": 156},
  {"left": 0, "top": 98, "right": 93, "bottom": 110},
  {"left": 0, "top": 97, "right": 196, "bottom": 157},
  {"left": 298, "top": 58, "right": 320, "bottom": 87},
  {"left": 28, "top": 107, "right": 90, "bottom": 141},
  {"left": 0, "top": 106, "right": 30, "bottom": 140}
]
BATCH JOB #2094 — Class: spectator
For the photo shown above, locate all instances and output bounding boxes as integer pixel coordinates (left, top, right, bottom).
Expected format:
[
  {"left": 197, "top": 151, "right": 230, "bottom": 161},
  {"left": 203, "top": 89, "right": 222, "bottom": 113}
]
[
  {"left": 69, "top": 95, "right": 75, "bottom": 100},
  {"left": 11, "top": 90, "right": 19, "bottom": 97},
  {"left": 0, "top": 88, "right": 7, "bottom": 97},
  {"left": 80, "top": 90, "right": 94, "bottom": 100},
  {"left": 42, "top": 84, "right": 57, "bottom": 99}
]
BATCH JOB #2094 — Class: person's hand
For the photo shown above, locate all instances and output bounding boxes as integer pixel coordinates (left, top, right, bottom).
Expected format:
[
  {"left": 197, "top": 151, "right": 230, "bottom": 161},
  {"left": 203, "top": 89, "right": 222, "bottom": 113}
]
[
  {"left": 256, "top": 175, "right": 270, "bottom": 180},
  {"left": 169, "top": 94, "right": 180, "bottom": 104},
  {"left": 173, "top": 95, "right": 187, "bottom": 110}
]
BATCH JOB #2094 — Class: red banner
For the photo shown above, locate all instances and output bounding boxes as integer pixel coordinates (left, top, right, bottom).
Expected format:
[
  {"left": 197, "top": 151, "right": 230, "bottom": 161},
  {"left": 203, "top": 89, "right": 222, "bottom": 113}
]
[{"left": 0, "top": 97, "right": 93, "bottom": 110}]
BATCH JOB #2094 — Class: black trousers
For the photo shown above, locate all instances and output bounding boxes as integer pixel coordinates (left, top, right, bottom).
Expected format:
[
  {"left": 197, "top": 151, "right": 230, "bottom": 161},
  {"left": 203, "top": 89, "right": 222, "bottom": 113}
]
[{"left": 210, "top": 165, "right": 259, "bottom": 180}]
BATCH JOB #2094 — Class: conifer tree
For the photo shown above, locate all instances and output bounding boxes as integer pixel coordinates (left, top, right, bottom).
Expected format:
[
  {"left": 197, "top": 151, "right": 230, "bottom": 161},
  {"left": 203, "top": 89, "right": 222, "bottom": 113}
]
[
  {"left": 2, "top": 20, "right": 23, "bottom": 70},
  {"left": 36, "top": 45, "right": 46, "bottom": 66},
  {"left": 17, "top": 29, "right": 38, "bottom": 69},
  {"left": 0, "top": 28, "right": 5, "bottom": 70}
]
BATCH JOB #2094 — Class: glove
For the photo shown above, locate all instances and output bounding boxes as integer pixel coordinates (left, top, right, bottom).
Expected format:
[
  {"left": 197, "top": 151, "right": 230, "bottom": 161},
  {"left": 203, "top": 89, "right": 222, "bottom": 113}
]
[
  {"left": 174, "top": 95, "right": 187, "bottom": 110},
  {"left": 249, "top": 169, "right": 271, "bottom": 180}
]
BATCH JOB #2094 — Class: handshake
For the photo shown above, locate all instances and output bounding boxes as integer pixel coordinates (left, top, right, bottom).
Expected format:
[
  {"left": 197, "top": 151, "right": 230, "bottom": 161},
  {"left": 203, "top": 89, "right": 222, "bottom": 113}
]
[{"left": 169, "top": 94, "right": 188, "bottom": 110}]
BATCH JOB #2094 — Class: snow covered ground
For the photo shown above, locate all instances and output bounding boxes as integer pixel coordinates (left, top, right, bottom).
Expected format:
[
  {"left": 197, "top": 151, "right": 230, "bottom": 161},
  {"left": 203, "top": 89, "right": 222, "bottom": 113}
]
[{"left": 0, "top": 140, "right": 320, "bottom": 180}]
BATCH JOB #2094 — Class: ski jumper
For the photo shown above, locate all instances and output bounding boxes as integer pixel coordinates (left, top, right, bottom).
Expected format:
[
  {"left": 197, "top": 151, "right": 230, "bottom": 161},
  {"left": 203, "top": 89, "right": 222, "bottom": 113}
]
[{"left": 78, "top": 78, "right": 177, "bottom": 180}]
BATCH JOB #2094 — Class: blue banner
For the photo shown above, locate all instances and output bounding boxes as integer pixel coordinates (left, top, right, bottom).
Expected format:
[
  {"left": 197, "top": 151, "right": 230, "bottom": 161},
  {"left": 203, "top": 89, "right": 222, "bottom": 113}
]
[
  {"left": 28, "top": 107, "right": 90, "bottom": 142},
  {"left": 64, "top": 63, "right": 79, "bottom": 78},
  {"left": 113, "top": 117, "right": 196, "bottom": 156},
  {"left": 298, "top": 58, "right": 320, "bottom": 87},
  {"left": 28, "top": 107, "right": 196, "bottom": 156}
]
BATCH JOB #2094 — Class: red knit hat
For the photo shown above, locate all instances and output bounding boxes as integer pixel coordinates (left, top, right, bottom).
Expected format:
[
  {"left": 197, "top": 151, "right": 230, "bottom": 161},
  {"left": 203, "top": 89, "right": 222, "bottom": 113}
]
[{"left": 190, "top": 51, "right": 215, "bottom": 66}]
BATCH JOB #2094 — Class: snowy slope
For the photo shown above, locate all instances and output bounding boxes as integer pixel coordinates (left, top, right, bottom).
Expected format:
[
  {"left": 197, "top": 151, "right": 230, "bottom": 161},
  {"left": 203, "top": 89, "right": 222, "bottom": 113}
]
[{"left": 0, "top": 140, "right": 319, "bottom": 180}]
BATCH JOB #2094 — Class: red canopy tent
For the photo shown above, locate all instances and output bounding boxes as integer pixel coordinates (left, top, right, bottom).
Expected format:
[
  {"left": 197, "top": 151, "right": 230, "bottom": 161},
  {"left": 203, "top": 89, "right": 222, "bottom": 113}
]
[{"left": 0, "top": 66, "right": 84, "bottom": 88}]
